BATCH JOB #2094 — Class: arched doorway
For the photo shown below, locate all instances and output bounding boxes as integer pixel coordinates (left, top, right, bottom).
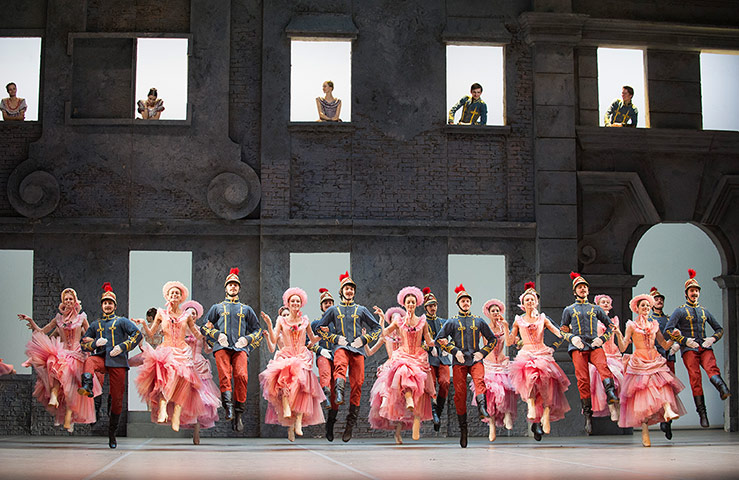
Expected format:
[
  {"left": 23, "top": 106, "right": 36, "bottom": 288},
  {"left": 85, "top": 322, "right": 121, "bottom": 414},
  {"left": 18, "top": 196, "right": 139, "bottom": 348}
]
[{"left": 632, "top": 223, "right": 725, "bottom": 428}]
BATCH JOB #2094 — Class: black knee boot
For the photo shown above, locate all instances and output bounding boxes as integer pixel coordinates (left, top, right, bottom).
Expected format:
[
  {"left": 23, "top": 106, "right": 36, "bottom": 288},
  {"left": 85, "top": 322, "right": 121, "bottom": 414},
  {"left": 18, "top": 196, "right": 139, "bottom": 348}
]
[
  {"left": 326, "top": 408, "right": 338, "bottom": 442},
  {"left": 582, "top": 398, "right": 593, "bottom": 435},
  {"left": 710, "top": 375, "right": 731, "bottom": 400},
  {"left": 233, "top": 401, "right": 245, "bottom": 432},
  {"left": 94, "top": 395, "right": 102, "bottom": 423},
  {"left": 108, "top": 413, "right": 120, "bottom": 449},
  {"left": 334, "top": 378, "right": 346, "bottom": 406},
  {"left": 695, "top": 395, "right": 709, "bottom": 428},
  {"left": 531, "top": 422, "right": 543, "bottom": 441},
  {"left": 475, "top": 394, "right": 490, "bottom": 420},
  {"left": 78, "top": 373, "right": 94, "bottom": 397},
  {"left": 342, "top": 403, "right": 359, "bottom": 442},
  {"left": 322, "top": 386, "right": 332, "bottom": 409},
  {"left": 602, "top": 378, "right": 619, "bottom": 404},
  {"left": 660, "top": 420, "right": 673, "bottom": 440},
  {"left": 458, "top": 413, "right": 468, "bottom": 448},
  {"left": 434, "top": 396, "right": 446, "bottom": 432},
  {"left": 221, "top": 391, "right": 234, "bottom": 421}
]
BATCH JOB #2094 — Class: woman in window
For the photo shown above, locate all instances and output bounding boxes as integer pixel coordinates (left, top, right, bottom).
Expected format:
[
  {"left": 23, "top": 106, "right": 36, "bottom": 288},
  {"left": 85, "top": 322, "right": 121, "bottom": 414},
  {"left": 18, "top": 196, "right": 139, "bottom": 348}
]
[
  {"left": 1, "top": 82, "right": 27, "bottom": 121},
  {"left": 137, "top": 87, "right": 165, "bottom": 120},
  {"left": 316, "top": 80, "right": 342, "bottom": 122}
]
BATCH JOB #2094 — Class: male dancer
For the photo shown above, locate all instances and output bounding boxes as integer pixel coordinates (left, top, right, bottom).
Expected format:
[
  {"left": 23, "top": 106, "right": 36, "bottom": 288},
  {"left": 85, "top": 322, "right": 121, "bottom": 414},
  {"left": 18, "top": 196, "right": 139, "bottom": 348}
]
[
  {"left": 649, "top": 286, "right": 678, "bottom": 438},
  {"left": 201, "top": 267, "right": 262, "bottom": 432},
  {"left": 315, "top": 271, "right": 382, "bottom": 442},
  {"left": 560, "top": 272, "right": 618, "bottom": 435},
  {"left": 665, "top": 269, "right": 730, "bottom": 428},
  {"left": 422, "top": 287, "right": 451, "bottom": 432},
  {"left": 309, "top": 288, "right": 338, "bottom": 439},
  {"left": 435, "top": 284, "right": 497, "bottom": 448},
  {"left": 78, "top": 283, "right": 142, "bottom": 448}
]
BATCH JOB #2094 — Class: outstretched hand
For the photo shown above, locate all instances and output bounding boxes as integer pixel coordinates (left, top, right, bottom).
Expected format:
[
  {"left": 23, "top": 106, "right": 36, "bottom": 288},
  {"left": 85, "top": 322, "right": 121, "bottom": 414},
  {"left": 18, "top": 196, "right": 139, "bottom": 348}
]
[
  {"left": 455, "top": 351, "right": 465, "bottom": 363},
  {"left": 218, "top": 333, "right": 229, "bottom": 347},
  {"left": 571, "top": 336, "right": 585, "bottom": 350},
  {"left": 685, "top": 338, "right": 700, "bottom": 349},
  {"left": 109, "top": 345, "right": 122, "bottom": 357},
  {"left": 235, "top": 336, "right": 248, "bottom": 349},
  {"left": 373, "top": 306, "right": 385, "bottom": 321},
  {"left": 669, "top": 343, "right": 681, "bottom": 355},
  {"left": 472, "top": 352, "right": 483, "bottom": 362},
  {"left": 319, "top": 349, "right": 332, "bottom": 359},
  {"left": 702, "top": 337, "right": 716, "bottom": 349},
  {"left": 591, "top": 337, "right": 604, "bottom": 348},
  {"left": 95, "top": 338, "right": 108, "bottom": 347},
  {"left": 337, "top": 336, "right": 348, "bottom": 346},
  {"left": 350, "top": 337, "right": 364, "bottom": 349},
  {"left": 260, "top": 311, "right": 273, "bottom": 328}
]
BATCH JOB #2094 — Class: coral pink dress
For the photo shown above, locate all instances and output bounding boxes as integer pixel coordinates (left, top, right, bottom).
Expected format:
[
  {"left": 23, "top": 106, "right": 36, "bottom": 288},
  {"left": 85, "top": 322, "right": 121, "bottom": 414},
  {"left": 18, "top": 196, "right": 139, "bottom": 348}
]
[
  {"left": 508, "top": 314, "right": 571, "bottom": 422},
  {"left": 471, "top": 321, "right": 518, "bottom": 427},
  {"left": 618, "top": 316, "right": 687, "bottom": 427},
  {"left": 369, "top": 314, "right": 435, "bottom": 430},
  {"left": 589, "top": 316, "right": 624, "bottom": 416},
  {"left": 259, "top": 315, "right": 325, "bottom": 427},
  {"left": 22, "top": 312, "right": 102, "bottom": 426},
  {"left": 0, "top": 359, "right": 14, "bottom": 376},
  {"left": 135, "top": 307, "right": 220, "bottom": 427}
]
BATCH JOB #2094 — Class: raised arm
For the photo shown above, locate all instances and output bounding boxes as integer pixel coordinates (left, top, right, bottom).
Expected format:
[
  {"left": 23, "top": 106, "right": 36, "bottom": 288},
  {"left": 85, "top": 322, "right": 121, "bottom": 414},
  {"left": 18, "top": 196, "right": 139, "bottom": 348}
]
[
  {"left": 616, "top": 323, "right": 632, "bottom": 353},
  {"left": 260, "top": 311, "right": 277, "bottom": 346},
  {"left": 18, "top": 314, "right": 58, "bottom": 335},
  {"left": 544, "top": 316, "right": 563, "bottom": 338},
  {"left": 655, "top": 328, "right": 673, "bottom": 351}
]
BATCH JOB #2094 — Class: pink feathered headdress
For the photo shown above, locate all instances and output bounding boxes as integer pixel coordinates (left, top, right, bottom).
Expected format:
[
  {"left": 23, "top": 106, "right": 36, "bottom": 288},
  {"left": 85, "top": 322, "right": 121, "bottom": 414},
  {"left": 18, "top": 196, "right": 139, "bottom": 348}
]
[
  {"left": 594, "top": 294, "right": 612, "bottom": 306},
  {"left": 629, "top": 294, "right": 654, "bottom": 314},
  {"left": 181, "top": 300, "right": 204, "bottom": 319},
  {"left": 162, "top": 281, "right": 189, "bottom": 302},
  {"left": 283, "top": 287, "right": 308, "bottom": 308},
  {"left": 385, "top": 306, "right": 405, "bottom": 325},
  {"left": 397, "top": 286, "right": 423, "bottom": 307},
  {"left": 482, "top": 298, "right": 505, "bottom": 319}
]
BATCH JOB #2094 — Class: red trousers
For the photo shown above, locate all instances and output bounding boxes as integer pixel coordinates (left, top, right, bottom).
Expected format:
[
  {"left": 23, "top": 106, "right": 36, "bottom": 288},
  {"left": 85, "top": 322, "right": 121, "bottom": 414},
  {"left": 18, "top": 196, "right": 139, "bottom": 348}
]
[
  {"left": 572, "top": 348, "right": 612, "bottom": 399},
  {"left": 332, "top": 349, "right": 365, "bottom": 407},
  {"left": 316, "top": 355, "right": 335, "bottom": 404},
  {"left": 452, "top": 363, "right": 485, "bottom": 415},
  {"left": 431, "top": 364, "right": 451, "bottom": 399},
  {"left": 682, "top": 348, "right": 721, "bottom": 395},
  {"left": 215, "top": 349, "right": 249, "bottom": 403},
  {"left": 84, "top": 356, "right": 126, "bottom": 415}
]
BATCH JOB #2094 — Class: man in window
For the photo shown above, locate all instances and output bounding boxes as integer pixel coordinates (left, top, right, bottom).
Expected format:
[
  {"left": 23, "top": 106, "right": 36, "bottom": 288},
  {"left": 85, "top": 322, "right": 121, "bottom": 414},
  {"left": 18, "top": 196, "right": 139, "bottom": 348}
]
[
  {"left": 604, "top": 85, "right": 638, "bottom": 127},
  {"left": 448, "top": 83, "right": 487, "bottom": 125}
]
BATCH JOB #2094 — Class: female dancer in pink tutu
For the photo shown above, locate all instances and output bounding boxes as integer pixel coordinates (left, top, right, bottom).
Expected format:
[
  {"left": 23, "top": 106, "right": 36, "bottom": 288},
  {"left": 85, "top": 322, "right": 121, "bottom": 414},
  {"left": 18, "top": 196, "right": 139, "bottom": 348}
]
[
  {"left": 134, "top": 281, "right": 219, "bottom": 432},
  {"left": 369, "top": 286, "right": 436, "bottom": 444},
  {"left": 588, "top": 294, "right": 623, "bottom": 422},
  {"left": 508, "top": 282, "right": 570, "bottom": 441},
  {"left": 259, "top": 287, "right": 325, "bottom": 442},
  {"left": 614, "top": 294, "right": 686, "bottom": 447},
  {"left": 471, "top": 298, "right": 517, "bottom": 442},
  {"left": 18, "top": 288, "right": 101, "bottom": 432}
]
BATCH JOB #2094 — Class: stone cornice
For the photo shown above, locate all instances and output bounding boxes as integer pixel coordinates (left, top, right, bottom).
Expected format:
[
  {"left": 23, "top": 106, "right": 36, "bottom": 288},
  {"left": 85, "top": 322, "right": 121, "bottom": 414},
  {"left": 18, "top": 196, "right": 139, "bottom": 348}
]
[
  {"left": 702, "top": 175, "right": 739, "bottom": 226},
  {"left": 518, "top": 12, "right": 588, "bottom": 46},
  {"left": 576, "top": 126, "right": 739, "bottom": 153},
  {"left": 577, "top": 171, "right": 660, "bottom": 225}
]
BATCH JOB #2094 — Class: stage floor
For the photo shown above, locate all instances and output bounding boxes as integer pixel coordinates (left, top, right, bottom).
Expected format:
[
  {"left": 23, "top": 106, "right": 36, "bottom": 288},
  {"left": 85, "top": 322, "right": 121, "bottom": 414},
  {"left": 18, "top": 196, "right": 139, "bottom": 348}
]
[{"left": 1, "top": 429, "right": 738, "bottom": 480}]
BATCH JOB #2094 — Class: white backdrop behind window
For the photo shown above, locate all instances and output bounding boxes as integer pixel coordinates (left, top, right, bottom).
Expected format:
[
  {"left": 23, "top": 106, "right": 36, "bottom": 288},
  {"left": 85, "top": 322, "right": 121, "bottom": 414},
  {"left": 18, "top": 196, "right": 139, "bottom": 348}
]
[
  {"left": 700, "top": 52, "right": 739, "bottom": 131},
  {"left": 290, "top": 40, "right": 351, "bottom": 122},
  {"left": 597, "top": 48, "right": 647, "bottom": 128},
  {"left": 0, "top": 37, "right": 41, "bottom": 121},
  {"left": 446, "top": 45, "right": 504, "bottom": 126},
  {"left": 0, "top": 250, "right": 33, "bottom": 372},
  {"left": 447, "top": 254, "right": 506, "bottom": 319},
  {"left": 289, "top": 252, "right": 351, "bottom": 321},
  {"left": 135, "top": 38, "right": 189, "bottom": 120}
]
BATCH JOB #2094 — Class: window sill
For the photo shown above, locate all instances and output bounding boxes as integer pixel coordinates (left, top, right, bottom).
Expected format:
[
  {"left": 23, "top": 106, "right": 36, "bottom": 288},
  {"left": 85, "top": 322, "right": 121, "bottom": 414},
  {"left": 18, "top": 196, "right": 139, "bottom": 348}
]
[
  {"left": 0, "top": 120, "right": 41, "bottom": 126},
  {"left": 288, "top": 122, "right": 355, "bottom": 133},
  {"left": 444, "top": 124, "right": 511, "bottom": 136},
  {"left": 65, "top": 102, "right": 191, "bottom": 126},
  {"left": 576, "top": 125, "right": 739, "bottom": 153}
]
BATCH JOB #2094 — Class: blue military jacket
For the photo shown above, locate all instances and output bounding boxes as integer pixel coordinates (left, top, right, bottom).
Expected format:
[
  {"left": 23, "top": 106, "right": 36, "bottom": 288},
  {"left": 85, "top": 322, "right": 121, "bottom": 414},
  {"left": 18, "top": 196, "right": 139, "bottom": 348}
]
[
  {"left": 309, "top": 317, "right": 334, "bottom": 357},
  {"left": 665, "top": 301, "right": 723, "bottom": 353},
  {"left": 315, "top": 300, "right": 381, "bottom": 357},
  {"left": 201, "top": 297, "right": 262, "bottom": 354},
  {"left": 434, "top": 311, "right": 497, "bottom": 366},
  {"left": 80, "top": 313, "right": 142, "bottom": 368},
  {"left": 650, "top": 309, "right": 675, "bottom": 361},
  {"left": 425, "top": 314, "right": 451, "bottom": 367},
  {"left": 560, "top": 298, "right": 613, "bottom": 353}
]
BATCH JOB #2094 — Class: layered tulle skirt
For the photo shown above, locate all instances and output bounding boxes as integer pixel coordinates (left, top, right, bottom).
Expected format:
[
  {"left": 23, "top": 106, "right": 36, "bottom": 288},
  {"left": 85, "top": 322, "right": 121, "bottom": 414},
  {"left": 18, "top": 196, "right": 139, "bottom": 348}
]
[
  {"left": 23, "top": 332, "right": 102, "bottom": 426},
  {"left": 470, "top": 359, "right": 518, "bottom": 426},
  {"left": 135, "top": 342, "right": 220, "bottom": 428},
  {"left": 369, "top": 350, "right": 435, "bottom": 430},
  {"left": 508, "top": 346, "right": 571, "bottom": 422},
  {"left": 618, "top": 351, "right": 687, "bottom": 427},
  {"left": 589, "top": 352, "right": 624, "bottom": 416},
  {"left": 259, "top": 347, "right": 325, "bottom": 427}
]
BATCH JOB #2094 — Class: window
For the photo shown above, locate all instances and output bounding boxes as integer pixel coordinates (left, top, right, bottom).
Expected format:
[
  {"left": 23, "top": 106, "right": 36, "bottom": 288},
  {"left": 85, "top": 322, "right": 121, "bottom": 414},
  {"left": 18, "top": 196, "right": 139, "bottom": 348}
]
[
  {"left": 0, "top": 250, "right": 33, "bottom": 371},
  {"left": 290, "top": 40, "right": 351, "bottom": 122},
  {"left": 700, "top": 52, "right": 739, "bottom": 131},
  {"left": 135, "top": 38, "right": 189, "bottom": 120},
  {"left": 447, "top": 254, "right": 506, "bottom": 317},
  {"left": 0, "top": 37, "right": 41, "bottom": 121},
  {"left": 289, "top": 252, "right": 350, "bottom": 320},
  {"left": 597, "top": 48, "right": 647, "bottom": 128},
  {"left": 446, "top": 45, "right": 504, "bottom": 126}
]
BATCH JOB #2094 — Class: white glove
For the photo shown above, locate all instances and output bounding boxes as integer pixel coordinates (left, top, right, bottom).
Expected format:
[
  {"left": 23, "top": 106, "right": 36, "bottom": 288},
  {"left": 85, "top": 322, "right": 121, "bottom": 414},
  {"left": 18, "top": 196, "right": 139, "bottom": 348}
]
[
  {"left": 571, "top": 336, "right": 585, "bottom": 350},
  {"left": 95, "top": 338, "right": 108, "bottom": 347},
  {"left": 319, "top": 349, "right": 332, "bottom": 359},
  {"left": 669, "top": 343, "right": 681, "bottom": 355},
  {"left": 472, "top": 352, "right": 483, "bottom": 362},
  {"left": 235, "top": 336, "right": 248, "bottom": 349},
  {"left": 217, "top": 333, "right": 229, "bottom": 347},
  {"left": 591, "top": 337, "right": 604, "bottom": 348},
  {"left": 350, "top": 337, "right": 364, "bottom": 349},
  {"left": 337, "top": 336, "right": 348, "bottom": 346},
  {"left": 702, "top": 337, "right": 716, "bottom": 349},
  {"left": 431, "top": 348, "right": 439, "bottom": 357},
  {"left": 109, "top": 345, "right": 122, "bottom": 357},
  {"left": 685, "top": 338, "right": 700, "bottom": 349},
  {"left": 455, "top": 351, "right": 465, "bottom": 363}
]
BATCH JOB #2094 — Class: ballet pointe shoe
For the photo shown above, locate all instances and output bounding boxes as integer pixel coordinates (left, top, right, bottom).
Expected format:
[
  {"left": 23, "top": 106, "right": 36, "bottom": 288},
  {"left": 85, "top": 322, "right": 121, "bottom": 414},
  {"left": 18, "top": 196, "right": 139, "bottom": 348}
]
[
  {"left": 394, "top": 423, "right": 403, "bottom": 445},
  {"left": 663, "top": 402, "right": 679, "bottom": 422},
  {"left": 641, "top": 423, "right": 651, "bottom": 447},
  {"left": 404, "top": 391, "right": 414, "bottom": 412},
  {"left": 287, "top": 425, "right": 295, "bottom": 442},
  {"left": 282, "top": 394, "right": 292, "bottom": 419},
  {"left": 412, "top": 416, "right": 421, "bottom": 441},
  {"left": 488, "top": 421, "right": 496, "bottom": 442},
  {"left": 526, "top": 398, "right": 536, "bottom": 420},
  {"left": 193, "top": 424, "right": 200, "bottom": 445},
  {"left": 504, "top": 412, "right": 513, "bottom": 430},
  {"left": 171, "top": 404, "right": 182, "bottom": 432},
  {"left": 157, "top": 398, "right": 168, "bottom": 423},
  {"left": 64, "top": 409, "right": 73, "bottom": 431},
  {"left": 295, "top": 413, "right": 304, "bottom": 436},
  {"left": 609, "top": 403, "right": 620, "bottom": 422},
  {"left": 541, "top": 406, "right": 551, "bottom": 434},
  {"left": 49, "top": 386, "right": 60, "bottom": 407}
]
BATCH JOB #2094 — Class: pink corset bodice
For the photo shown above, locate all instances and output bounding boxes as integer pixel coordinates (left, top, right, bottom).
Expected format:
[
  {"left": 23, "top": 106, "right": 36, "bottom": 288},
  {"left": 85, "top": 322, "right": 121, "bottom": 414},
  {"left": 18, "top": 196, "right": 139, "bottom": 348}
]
[
  {"left": 280, "top": 315, "right": 309, "bottom": 353},
  {"left": 397, "top": 315, "right": 427, "bottom": 356},
  {"left": 628, "top": 317, "right": 660, "bottom": 359},
  {"left": 159, "top": 308, "right": 191, "bottom": 348},
  {"left": 485, "top": 320, "right": 509, "bottom": 363},
  {"left": 55, "top": 312, "right": 86, "bottom": 350},
  {"left": 516, "top": 314, "right": 549, "bottom": 352}
]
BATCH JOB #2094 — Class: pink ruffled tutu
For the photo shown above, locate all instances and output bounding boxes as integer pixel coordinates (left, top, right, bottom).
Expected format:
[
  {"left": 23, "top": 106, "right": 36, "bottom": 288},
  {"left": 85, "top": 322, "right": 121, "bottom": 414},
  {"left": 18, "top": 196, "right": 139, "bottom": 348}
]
[
  {"left": 470, "top": 358, "right": 518, "bottom": 427},
  {"left": 185, "top": 335, "right": 220, "bottom": 428},
  {"left": 23, "top": 332, "right": 101, "bottom": 426},
  {"left": 259, "top": 347, "right": 325, "bottom": 427},
  {"left": 369, "top": 350, "right": 435, "bottom": 430},
  {"left": 589, "top": 353, "right": 624, "bottom": 416},
  {"left": 618, "top": 351, "right": 687, "bottom": 427},
  {"left": 508, "top": 346, "right": 571, "bottom": 422}
]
